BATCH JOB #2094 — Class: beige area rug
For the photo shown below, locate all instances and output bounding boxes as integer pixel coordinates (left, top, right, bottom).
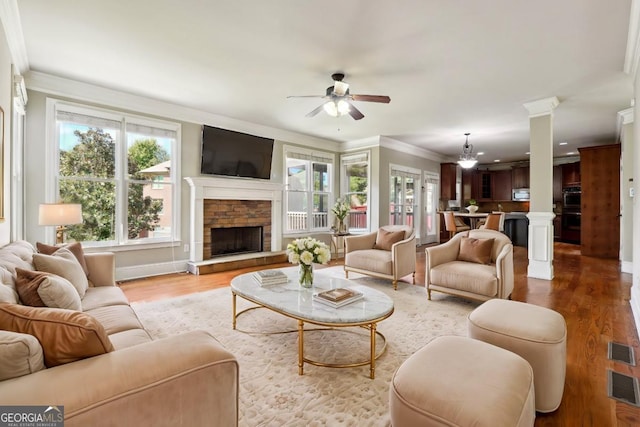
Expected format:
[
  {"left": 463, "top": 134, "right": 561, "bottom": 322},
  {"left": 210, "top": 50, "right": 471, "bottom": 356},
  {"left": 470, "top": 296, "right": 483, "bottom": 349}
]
[{"left": 131, "top": 267, "right": 480, "bottom": 427}]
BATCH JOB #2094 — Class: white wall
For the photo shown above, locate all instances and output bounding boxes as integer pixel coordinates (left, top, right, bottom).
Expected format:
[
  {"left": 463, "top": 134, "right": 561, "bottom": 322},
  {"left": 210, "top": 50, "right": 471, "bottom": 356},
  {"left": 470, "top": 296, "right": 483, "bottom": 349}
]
[{"left": 0, "top": 21, "right": 13, "bottom": 245}]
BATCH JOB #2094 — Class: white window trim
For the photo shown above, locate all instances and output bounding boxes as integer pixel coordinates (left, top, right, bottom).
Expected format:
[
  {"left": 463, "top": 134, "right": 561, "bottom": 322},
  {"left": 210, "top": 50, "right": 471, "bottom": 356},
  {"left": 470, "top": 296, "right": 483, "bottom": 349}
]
[
  {"left": 389, "top": 163, "right": 421, "bottom": 234},
  {"left": 283, "top": 145, "right": 336, "bottom": 235},
  {"left": 341, "top": 150, "right": 371, "bottom": 233},
  {"left": 45, "top": 98, "right": 182, "bottom": 248}
]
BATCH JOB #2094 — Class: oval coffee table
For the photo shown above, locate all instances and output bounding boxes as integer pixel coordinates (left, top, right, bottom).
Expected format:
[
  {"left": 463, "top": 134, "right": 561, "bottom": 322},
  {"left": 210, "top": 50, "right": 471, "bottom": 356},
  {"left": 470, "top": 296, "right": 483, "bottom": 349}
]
[{"left": 231, "top": 266, "right": 394, "bottom": 379}]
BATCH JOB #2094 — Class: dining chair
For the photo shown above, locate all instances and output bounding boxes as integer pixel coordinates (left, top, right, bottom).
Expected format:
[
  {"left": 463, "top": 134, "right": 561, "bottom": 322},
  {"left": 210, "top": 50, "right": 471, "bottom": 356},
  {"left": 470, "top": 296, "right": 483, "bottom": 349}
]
[{"left": 443, "top": 211, "right": 470, "bottom": 239}]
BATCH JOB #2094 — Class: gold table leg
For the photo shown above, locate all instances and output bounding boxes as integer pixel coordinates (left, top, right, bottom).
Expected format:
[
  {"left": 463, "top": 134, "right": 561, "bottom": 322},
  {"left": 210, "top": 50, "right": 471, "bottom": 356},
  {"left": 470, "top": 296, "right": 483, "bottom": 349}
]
[
  {"left": 298, "top": 320, "right": 304, "bottom": 375},
  {"left": 232, "top": 292, "right": 237, "bottom": 330},
  {"left": 370, "top": 323, "right": 376, "bottom": 379}
]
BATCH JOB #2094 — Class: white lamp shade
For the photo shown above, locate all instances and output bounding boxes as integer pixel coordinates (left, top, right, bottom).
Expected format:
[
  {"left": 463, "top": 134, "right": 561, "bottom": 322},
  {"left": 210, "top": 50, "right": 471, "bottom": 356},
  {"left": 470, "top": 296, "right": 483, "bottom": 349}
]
[{"left": 38, "top": 203, "right": 83, "bottom": 226}]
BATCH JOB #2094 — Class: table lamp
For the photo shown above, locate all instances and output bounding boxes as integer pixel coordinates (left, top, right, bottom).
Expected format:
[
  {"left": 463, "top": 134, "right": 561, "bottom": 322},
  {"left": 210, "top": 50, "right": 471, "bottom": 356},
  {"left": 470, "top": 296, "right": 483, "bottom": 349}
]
[{"left": 38, "top": 203, "right": 83, "bottom": 244}]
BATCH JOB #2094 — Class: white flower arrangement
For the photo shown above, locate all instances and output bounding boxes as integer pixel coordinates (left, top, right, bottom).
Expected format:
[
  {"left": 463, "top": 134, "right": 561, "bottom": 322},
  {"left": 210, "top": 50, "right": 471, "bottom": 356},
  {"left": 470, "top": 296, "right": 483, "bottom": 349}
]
[
  {"left": 331, "top": 198, "right": 350, "bottom": 221},
  {"left": 286, "top": 237, "right": 331, "bottom": 266}
]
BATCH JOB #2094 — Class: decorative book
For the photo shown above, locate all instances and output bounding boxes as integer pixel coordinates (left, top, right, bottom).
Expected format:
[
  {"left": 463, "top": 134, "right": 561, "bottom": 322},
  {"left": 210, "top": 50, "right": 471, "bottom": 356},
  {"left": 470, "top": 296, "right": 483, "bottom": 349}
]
[
  {"left": 313, "top": 288, "right": 364, "bottom": 308},
  {"left": 252, "top": 269, "right": 288, "bottom": 286}
]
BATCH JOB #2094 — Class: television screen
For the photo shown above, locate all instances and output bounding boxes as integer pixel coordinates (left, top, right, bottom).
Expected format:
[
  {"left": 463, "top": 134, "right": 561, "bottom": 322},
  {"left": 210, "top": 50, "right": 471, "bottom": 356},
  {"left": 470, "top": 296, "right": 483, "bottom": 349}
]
[{"left": 200, "top": 125, "right": 274, "bottom": 180}]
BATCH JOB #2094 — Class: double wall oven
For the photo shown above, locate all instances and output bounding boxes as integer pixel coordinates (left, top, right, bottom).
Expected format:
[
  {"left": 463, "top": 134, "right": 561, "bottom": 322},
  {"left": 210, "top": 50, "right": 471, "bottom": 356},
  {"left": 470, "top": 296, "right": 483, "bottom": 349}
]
[{"left": 562, "top": 186, "right": 581, "bottom": 243}]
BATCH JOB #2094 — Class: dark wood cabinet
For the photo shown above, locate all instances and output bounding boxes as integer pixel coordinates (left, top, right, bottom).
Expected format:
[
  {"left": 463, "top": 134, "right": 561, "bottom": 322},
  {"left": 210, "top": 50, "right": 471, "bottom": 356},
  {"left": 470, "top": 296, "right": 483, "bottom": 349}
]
[
  {"left": 492, "top": 170, "right": 513, "bottom": 201},
  {"left": 553, "top": 215, "right": 562, "bottom": 240},
  {"left": 553, "top": 165, "right": 563, "bottom": 202},
  {"left": 579, "top": 145, "right": 620, "bottom": 258},
  {"left": 512, "top": 166, "right": 529, "bottom": 189},
  {"left": 477, "top": 170, "right": 492, "bottom": 201},
  {"left": 440, "top": 163, "right": 458, "bottom": 201},
  {"left": 461, "top": 168, "right": 475, "bottom": 202},
  {"left": 561, "top": 162, "right": 580, "bottom": 188}
]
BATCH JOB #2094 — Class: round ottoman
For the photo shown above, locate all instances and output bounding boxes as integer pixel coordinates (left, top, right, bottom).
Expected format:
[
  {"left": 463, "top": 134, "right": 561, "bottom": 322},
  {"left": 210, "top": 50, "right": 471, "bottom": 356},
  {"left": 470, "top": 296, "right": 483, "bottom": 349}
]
[
  {"left": 468, "top": 299, "right": 567, "bottom": 413},
  {"left": 389, "top": 336, "right": 535, "bottom": 427}
]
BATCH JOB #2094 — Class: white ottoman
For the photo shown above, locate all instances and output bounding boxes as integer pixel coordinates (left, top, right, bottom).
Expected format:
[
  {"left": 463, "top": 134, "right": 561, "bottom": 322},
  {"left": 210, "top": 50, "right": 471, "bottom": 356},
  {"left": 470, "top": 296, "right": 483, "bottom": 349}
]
[
  {"left": 389, "top": 336, "right": 535, "bottom": 427},
  {"left": 468, "top": 299, "right": 567, "bottom": 413}
]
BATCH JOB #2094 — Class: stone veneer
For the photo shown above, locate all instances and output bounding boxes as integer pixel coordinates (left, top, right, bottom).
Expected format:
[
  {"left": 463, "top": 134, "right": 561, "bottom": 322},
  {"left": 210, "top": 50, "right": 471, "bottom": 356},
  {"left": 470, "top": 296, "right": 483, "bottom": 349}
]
[{"left": 203, "top": 199, "right": 272, "bottom": 260}]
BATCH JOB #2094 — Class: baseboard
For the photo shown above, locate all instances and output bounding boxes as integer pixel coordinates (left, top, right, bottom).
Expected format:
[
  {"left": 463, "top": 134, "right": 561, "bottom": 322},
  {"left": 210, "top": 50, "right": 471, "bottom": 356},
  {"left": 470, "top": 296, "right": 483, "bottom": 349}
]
[
  {"left": 622, "top": 260, "right": 633, "bottom": 274},
  {"left": 116, "top": 260, "right": 188, "bottom": 282}
]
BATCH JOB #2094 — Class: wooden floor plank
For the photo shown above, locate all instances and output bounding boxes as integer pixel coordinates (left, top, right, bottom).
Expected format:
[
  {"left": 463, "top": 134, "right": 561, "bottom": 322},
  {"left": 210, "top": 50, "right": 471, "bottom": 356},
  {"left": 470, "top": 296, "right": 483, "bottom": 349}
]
[{"left": 119, "top": 242, "right": 640, "bottom": 426}]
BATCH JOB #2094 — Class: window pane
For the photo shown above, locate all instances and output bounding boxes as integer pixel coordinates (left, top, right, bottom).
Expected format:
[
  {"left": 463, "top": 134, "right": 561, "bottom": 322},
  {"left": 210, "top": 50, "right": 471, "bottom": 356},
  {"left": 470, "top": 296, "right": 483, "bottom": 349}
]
[
  {"left": 287, "top": 192, "right": 308, "bottom": 231},
  {"left": 60, "top": 179, "right": 116, "bottom": 242},
  {"left": 347, "top": 163, "right": 368, "bottom": 193},
  {"left": 287, "top": 159, "right": 307, "bottom": 190},
  {"left": 348, "top": 192, "right": 368, "bottom": 230},
  {"left": 127, "top": 133, "right": 172, "bottom": 179},
  {"left": 127, "top": 182, "right": 170, "bottom": 240},
  {"left": 58, "top": 124, "right": 117, "bottom": 179},
  {"left": 313, "top": 163, "right": 329, "bottom": 192},
  {"left": 313, "top": 193, "right": 329, "bottom": 229}
]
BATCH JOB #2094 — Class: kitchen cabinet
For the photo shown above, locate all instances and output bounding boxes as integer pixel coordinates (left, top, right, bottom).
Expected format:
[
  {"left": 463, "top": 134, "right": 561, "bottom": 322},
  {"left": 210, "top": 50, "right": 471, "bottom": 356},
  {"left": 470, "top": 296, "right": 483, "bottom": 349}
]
[
  {"left": 512, "top": 166, "right": 529, "bottom": 189},
  {"left": 553, "top": 165, "right": 563, "bottom": 203},
  {"left": 492, "top": 170, "right": 513, "bottom": 201},
  {"left": 461, "top": 168, "right": 476, "bottom": 202},
  {"left": 440, "top": 163, "right": 458, "bottom": 201},
  {"left": 477, "top": 170, "right": 492, "bottom": 201},
  {"left": 553, "top": 215, "right": 562, "bottom": 241},
  {"left": 561, "top": 162, "right": 580, "bottom": 188},
  {"left": 579, "top": 144, "right": 620, "bottom": 258}
]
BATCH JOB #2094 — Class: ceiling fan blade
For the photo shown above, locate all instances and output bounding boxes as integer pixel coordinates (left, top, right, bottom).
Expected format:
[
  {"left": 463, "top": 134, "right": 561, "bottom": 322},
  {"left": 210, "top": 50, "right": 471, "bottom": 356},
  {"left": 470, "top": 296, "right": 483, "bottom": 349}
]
[
  {"left": 305, "top": 104, "right": 325, "bottom": 118},
  {"left": 348, "top": 104, "right": 364, "bottom": 120},
  {"left": 351, "top": 94, "right": 391, "bottom": 103},
  {"left": 287, "top": 95, "right": 326, "bottom": 99},
  {"left": 333, "top": 81, "right": 349, "bottom": 96}
]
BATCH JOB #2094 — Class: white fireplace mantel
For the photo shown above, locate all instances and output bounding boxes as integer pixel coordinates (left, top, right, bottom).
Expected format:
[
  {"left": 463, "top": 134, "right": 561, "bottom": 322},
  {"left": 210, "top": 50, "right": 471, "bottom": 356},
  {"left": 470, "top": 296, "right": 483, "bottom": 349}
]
[{"left": 184, "top": 176, "right": 283, "bottom": 262}]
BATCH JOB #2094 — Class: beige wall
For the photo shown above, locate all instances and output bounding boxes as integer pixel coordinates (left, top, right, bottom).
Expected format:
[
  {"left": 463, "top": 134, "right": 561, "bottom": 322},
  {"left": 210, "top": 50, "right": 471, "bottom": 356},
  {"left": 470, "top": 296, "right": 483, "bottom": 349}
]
[{"left": 0, "top": 25, "right": 13, "bottom": 245}]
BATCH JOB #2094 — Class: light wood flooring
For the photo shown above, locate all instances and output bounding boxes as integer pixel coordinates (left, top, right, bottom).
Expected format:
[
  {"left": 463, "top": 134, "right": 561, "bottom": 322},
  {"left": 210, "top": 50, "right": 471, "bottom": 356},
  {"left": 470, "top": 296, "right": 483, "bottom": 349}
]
[{"left": 119, "top": 242, "right": 640, "bottom": 426}]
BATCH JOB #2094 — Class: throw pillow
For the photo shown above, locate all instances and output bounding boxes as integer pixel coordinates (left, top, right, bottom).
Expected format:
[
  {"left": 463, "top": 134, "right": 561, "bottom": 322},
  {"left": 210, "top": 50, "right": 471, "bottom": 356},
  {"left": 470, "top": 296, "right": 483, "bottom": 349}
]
[
  {"left": 457, "top": 237, "right": 495, "bottom": 264},
  {"left": 36, "top": 242, "right": 89, "bottom": 277},
  {"left": 0, "top": 330, "right": 45, "bottom": 381},
  {"left": 0, "top": 303, "right": 114, "bottom": 368},
  {"left": 15, "top": 268, "right": 82, "bottom": 311},
  {"left": 33, "top": 248, "right": 89, "bottom": 298},
  {"left": 373, "top": 228, "right": 406, "bottom": 251}
]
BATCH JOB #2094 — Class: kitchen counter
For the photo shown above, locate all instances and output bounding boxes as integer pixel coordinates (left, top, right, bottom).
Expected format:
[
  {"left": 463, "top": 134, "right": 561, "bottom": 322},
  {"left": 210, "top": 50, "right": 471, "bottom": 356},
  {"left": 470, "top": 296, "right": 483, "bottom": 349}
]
[{"left": 503, "top": 213, "right": 528, "bottom": 247}]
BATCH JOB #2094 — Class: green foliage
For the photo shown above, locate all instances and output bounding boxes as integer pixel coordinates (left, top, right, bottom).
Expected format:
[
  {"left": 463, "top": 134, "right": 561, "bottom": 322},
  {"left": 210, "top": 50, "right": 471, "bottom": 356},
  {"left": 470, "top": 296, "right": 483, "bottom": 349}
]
[{"left": 60, "top": 128, "right": 167, "bottom": 242}]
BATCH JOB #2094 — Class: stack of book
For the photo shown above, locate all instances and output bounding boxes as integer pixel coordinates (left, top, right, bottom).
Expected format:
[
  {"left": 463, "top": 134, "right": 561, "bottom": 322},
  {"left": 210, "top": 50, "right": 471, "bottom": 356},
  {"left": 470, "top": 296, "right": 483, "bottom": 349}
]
[
  {"left": 313, "top": 288, "right": 364, "bottom": 308},
  {"left": 252, "top": 269, "right": 288, "bottom": 286}
]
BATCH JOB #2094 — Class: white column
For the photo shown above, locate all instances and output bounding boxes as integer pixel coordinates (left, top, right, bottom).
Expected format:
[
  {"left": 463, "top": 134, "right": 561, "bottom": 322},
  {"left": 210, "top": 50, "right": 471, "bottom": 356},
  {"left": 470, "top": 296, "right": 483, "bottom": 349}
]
[
  {"left": 523, "top": 97, "right": 559, "bottom": 280},
  {"left": 619, "top": 108, "right": 634, "bottom": 274}
]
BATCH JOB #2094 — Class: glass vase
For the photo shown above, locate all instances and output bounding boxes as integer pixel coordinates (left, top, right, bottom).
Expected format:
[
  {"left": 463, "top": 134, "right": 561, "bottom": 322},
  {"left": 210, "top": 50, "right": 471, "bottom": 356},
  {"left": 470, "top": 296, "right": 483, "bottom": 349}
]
[
  {"left": 338, "top": 219, "right": 347, "bottom": 234},
  {"left": 298, "top": 263, "right": 314, "bottom": 288}
]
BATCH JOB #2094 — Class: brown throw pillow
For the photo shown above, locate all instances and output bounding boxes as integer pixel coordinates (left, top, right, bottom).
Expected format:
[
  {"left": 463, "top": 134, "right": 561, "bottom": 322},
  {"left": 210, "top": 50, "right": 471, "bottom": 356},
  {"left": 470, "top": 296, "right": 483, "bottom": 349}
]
[
  {"left": 457, "top": 237, "right": 495, "bottom": 264},
  {"left": 373, "top": 229, "right": 406, "bottom": 250},
  {"left": 15, "top": 268, "right": 82, "bottom": 311},
  {"left": 0, "top": 303, "right": 114, "bottom": 367},
  {"left": 37, "top": 242, "right": 89, "bottom": 277}
]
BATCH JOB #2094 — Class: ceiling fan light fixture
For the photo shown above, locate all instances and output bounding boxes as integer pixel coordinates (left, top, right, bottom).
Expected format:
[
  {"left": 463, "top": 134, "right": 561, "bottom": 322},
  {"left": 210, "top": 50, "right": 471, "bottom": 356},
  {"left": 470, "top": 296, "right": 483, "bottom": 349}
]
[
  {"left": 323, "top": 99, "right": 350, "bottom": 117},
  {"left": 457, "top": 132, "right": 478, "bottom": 169}
]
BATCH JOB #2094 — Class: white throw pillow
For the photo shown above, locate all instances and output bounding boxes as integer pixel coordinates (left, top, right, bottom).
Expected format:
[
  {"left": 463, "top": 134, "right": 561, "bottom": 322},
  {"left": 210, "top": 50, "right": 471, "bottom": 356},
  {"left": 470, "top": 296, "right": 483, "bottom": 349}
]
[
  {"left": 0, "top": 330, "right": 45, "bottom": 380},
  {"left": 33, "top": 248, "right": 89, "bottom": 298}
]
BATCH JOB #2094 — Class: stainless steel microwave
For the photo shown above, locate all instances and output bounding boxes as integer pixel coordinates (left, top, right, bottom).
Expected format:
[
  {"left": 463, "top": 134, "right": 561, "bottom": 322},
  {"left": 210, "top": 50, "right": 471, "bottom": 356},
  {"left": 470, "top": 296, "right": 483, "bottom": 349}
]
[{"left": 512, "top": 188, "right": 530, "bottom": 201}]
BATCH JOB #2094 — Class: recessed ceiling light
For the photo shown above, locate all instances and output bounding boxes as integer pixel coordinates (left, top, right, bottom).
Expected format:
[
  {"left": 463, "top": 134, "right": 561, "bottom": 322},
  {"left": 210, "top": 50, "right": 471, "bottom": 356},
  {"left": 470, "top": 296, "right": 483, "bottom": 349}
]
[
  {"left": 477, "top": 152, "right": 485, "bottom": 156},
  {"left": 525, "top": 151, "right": 530, "bottom": 155},
  {"left": 559, "top": 142, "right": 568, "bottom": 146},
  {"left": 566, "top": 151, "right": 576, "bottom": 155},
  {"left": 494, "top": 159, "right": 501, "bottom": 163}
]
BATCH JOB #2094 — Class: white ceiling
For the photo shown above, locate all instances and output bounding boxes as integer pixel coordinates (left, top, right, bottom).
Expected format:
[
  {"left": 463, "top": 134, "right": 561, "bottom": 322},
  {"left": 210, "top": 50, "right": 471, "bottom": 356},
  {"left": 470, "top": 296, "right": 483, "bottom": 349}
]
[{"left": 13, "top": 0, "right": 635, "bottom": 163}]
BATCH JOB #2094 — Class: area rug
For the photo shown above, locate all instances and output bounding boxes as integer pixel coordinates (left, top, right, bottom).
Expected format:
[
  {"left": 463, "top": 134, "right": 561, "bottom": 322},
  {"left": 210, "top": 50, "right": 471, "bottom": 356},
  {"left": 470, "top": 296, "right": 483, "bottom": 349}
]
[{"left": 131, "top": 267, "right": 480, "bottom": 426}]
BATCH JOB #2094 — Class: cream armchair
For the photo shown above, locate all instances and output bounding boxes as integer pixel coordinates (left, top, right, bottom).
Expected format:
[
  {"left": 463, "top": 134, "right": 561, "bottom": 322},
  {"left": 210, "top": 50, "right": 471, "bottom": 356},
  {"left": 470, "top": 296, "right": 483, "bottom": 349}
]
[
  {"left": 344, "top": 225, "right": 416, "bottom": 290},
  {"left": 425, "top": 229, "right": 514, "bottom": 302}
]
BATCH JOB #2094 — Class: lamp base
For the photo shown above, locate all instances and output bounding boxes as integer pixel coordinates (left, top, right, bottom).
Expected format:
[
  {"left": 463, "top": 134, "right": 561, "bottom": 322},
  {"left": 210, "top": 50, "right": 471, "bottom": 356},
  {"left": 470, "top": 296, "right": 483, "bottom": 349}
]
[{"left": 55, "top": 226, "right": 67, "bottom": 245}]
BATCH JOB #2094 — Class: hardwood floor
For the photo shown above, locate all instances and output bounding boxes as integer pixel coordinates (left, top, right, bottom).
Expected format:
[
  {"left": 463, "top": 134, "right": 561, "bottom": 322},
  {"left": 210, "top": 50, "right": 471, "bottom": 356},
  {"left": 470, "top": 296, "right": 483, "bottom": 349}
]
[{"left": 119, "top": 243, "right": 640, "bottom": 426}]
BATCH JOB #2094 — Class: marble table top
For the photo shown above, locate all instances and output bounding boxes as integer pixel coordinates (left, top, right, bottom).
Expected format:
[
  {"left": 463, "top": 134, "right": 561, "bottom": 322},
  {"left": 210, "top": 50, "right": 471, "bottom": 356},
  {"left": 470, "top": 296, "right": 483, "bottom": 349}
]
[{"left": 230, "top": 266, "right": 394, "bottom": 325}]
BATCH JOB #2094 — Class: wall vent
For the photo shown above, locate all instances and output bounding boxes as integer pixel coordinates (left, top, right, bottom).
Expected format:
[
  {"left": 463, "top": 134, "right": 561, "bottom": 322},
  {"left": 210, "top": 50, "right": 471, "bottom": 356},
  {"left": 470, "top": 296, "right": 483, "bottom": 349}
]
[{"left": 608, "top": 342, "right": 635, "bottom": 366}]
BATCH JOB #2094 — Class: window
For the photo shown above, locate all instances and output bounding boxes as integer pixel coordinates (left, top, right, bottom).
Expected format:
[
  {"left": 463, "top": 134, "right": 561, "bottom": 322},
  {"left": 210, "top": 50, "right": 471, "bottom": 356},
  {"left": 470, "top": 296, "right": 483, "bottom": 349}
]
[
  {"left": 389, "top": 165, "right": 420, "bottom": 229},
  {"left": 284, "top": 147, "right": 333, "bottom": 233},
  {"left": 49, "top": 100, "right": 180, "bottom": 246},
  {"left": 341, "top": 152, "right": 370, "bottom": 232}
]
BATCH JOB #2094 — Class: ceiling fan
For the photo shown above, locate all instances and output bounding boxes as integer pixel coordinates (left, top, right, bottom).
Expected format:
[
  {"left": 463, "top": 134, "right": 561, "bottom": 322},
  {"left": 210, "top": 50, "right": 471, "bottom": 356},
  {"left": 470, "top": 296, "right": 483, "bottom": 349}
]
[{"left": 287, "top": 73, "right": 390, "bottom": 120}]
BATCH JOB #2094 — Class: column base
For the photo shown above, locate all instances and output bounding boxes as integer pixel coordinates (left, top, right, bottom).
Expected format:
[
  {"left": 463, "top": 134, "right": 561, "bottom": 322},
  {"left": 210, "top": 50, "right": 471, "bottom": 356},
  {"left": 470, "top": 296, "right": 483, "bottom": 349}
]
[{"left": 526, "top": 211, "right": 555, "bottom": 280}]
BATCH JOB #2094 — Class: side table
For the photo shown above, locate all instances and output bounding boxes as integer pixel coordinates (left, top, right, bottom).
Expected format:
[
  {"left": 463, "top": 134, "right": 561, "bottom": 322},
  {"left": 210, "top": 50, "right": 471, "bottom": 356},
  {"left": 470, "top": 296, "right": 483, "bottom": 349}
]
[{"left": 330, "top": 232, "right": 350, "bottom": 259}]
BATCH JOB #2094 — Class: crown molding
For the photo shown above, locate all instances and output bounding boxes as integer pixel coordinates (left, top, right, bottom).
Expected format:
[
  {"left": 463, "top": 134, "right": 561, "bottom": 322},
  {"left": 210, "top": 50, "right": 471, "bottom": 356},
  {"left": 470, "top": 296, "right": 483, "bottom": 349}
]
[
  {"left": 523, "top": 96, "right": 560, "bottom": 118},
  {"left": 378, "top": 136, "right": 449, "bottom": 163},
  {"left": 25, "top": 71, "right": 340, "bottom": 150},
  {"left": 0, "top": 0, "right": 29, "bottom": 74}
]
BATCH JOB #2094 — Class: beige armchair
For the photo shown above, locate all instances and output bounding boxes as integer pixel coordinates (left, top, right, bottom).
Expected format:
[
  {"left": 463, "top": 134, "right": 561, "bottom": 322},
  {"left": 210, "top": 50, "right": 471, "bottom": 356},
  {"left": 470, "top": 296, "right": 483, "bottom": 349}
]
[
  {"left": 425, "top": 229, "right": 513, "bottom": 302},
  {"left": 344, "top": 225, "right": 416, "bottom": 290}
]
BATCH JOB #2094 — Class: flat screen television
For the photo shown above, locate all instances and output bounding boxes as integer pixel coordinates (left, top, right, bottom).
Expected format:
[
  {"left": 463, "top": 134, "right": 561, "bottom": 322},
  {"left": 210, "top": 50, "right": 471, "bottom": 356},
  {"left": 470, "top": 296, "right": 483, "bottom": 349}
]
[{"left": 200, "top": 125, "right": 274, "bottom": 180}]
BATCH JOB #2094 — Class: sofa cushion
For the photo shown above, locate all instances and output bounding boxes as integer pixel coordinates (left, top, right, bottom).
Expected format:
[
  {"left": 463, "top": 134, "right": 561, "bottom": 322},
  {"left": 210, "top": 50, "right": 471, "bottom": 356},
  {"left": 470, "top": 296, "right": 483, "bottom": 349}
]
[
  {"left": 0, "top": 331, "right": 45, "bottom": 381},
  {"left": 373, "top": 229, "right": 405, "bottom": 251},
  {"left": 85, "top": 305, "right": 145, "bottom": 335},
  {"left": 0, "top": 303, "right": 113, "bottom": 367},
  {"left": 344, "top": 249, "right": 393, "bottom": 275},
  {"left": 15, "top": 268, "right": 82, "bottom": 311},
  {"left": 36, "top": 242, "right": 90, "bottom": 277},
  {"left": 430, "top": 261, "right": 498, "bottom": 297},
  {"left": 108, "top": 328, "right": 153, "bottom": 350},
  {"left": 81, "top": 286, "right": 131, "bottom": 311},
  {"left": 33, "top": 248, "right": 89, "bottom": 298},
  {"left": 0, "top": 285, "right": 19, "bottom": 304},
  {"left": 458, "top": 237, "right": 494, "bottom": 265}
]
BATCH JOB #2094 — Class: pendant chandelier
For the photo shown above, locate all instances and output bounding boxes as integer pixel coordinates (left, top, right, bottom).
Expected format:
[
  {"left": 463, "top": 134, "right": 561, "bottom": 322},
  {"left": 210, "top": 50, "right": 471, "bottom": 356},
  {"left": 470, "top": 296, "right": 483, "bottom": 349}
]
[{"left": 457, "top": 133, "right": 478, "bottom": 169}]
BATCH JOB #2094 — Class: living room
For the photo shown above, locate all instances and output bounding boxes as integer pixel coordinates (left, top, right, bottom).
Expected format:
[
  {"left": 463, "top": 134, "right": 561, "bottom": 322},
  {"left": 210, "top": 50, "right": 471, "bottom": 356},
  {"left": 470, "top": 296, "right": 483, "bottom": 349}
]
[{"left": 1, "top": 1, "right": 640, "bottom": 426}]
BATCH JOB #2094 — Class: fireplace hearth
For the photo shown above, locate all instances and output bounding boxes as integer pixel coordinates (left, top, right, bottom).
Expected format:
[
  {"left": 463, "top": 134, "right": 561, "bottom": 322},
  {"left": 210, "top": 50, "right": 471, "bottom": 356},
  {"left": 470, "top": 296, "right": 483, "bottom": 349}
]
[{"left": 210, "top": 226, "right": 263, "bottom": 257}]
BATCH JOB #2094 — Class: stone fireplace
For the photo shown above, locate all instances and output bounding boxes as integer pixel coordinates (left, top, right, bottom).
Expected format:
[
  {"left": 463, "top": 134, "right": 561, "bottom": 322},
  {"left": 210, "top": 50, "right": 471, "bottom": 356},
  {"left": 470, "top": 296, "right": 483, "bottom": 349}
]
[{"left": 185, "top": 177, "right": 283, "bottom": 267}]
